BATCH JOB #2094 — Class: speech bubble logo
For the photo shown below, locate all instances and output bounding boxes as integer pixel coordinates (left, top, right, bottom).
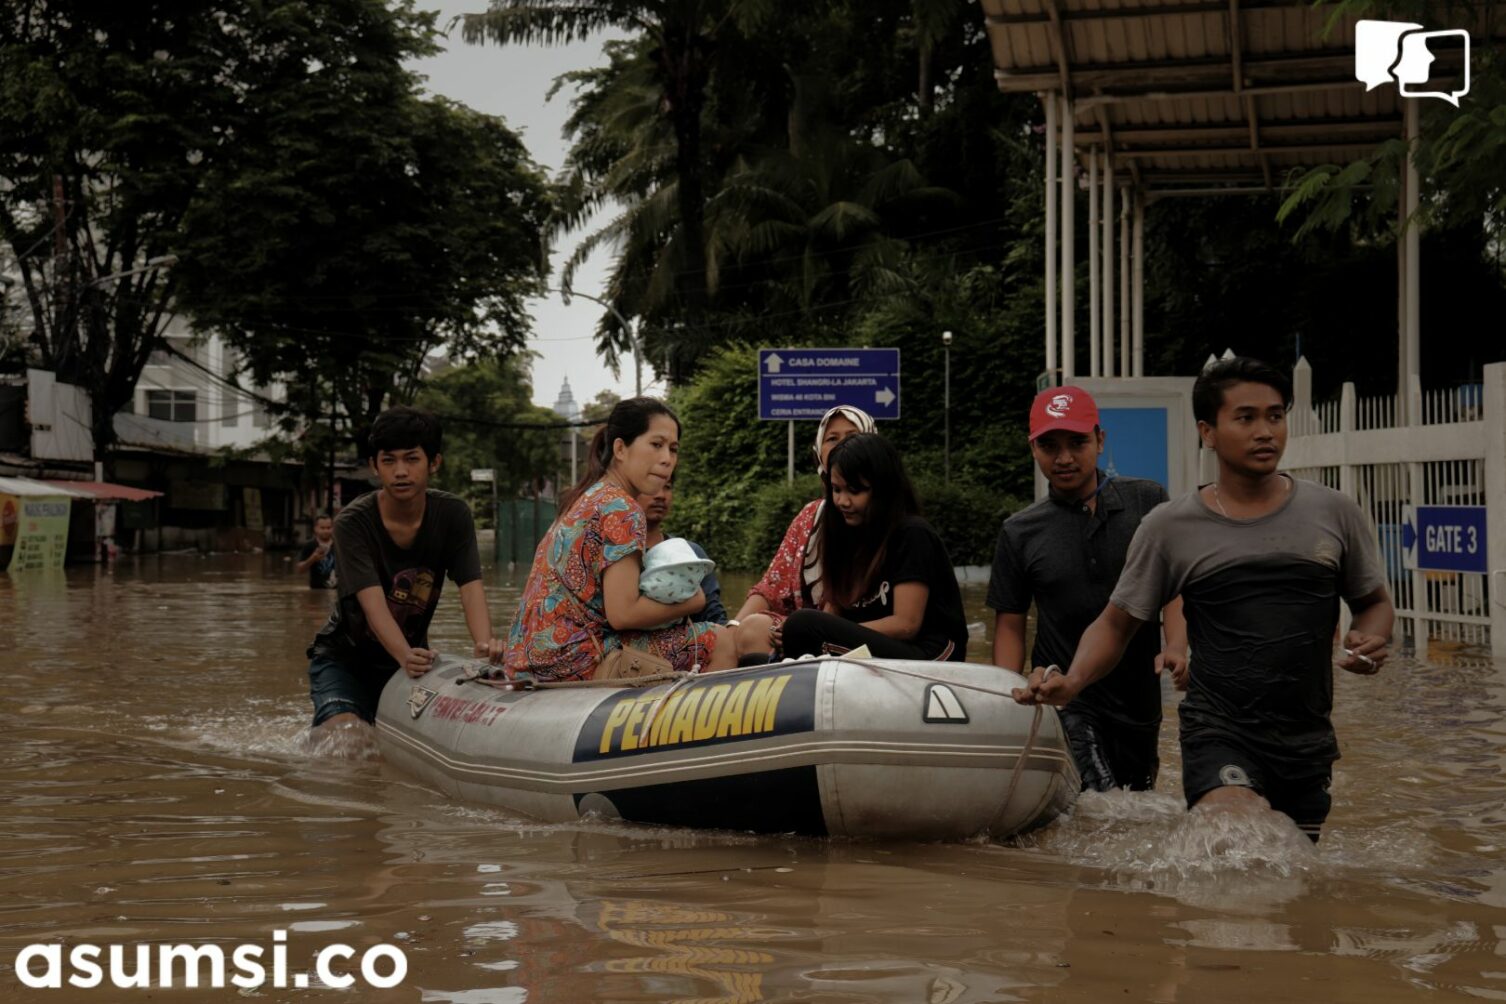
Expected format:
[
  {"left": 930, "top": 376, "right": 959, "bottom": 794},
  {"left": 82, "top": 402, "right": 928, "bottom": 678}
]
[
  {"left": 1394, "top": 29, "right": 1471, "bottom": 106},
  {"left": 1356, "top": 19, "right": 1421, "bottom": 90}
]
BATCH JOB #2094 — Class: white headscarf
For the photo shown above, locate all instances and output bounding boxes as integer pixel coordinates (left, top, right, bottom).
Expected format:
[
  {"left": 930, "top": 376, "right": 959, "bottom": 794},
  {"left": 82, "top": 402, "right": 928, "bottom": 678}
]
[
  {"left": 804, "top": 405, "right": 877, "bottom": 603},
  {"left": 812, "top": 405, "right": 877, "bottom": 474}
]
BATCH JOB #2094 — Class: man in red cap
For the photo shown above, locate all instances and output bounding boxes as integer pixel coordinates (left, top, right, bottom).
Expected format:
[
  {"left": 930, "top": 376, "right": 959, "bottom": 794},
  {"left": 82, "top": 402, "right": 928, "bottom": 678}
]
[{"left": 987, "top": 385, "right": 1187, "bottom": 792}]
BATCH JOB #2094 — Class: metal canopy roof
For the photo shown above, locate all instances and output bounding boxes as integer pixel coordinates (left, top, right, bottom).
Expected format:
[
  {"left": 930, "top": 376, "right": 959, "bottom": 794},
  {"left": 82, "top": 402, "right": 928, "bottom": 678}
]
[{"left": 980, "top": 0, "right": 1490, "bottom": 195}]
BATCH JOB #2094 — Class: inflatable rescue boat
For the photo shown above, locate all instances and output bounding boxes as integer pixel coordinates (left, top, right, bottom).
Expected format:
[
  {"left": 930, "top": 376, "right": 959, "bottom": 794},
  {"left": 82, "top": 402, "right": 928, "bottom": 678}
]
[{"left": 377, "top": 656, "right": 1078, "bottom": 840}]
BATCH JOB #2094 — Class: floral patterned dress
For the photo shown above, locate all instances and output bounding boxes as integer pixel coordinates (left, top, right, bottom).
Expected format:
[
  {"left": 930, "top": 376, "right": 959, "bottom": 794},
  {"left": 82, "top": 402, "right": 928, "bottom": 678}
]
[
  {"left": 747, "top": 499, "right": 823, "bottom": 623},
  {"left": 505, "top": 479, "right": 719, "bottom": 681}
]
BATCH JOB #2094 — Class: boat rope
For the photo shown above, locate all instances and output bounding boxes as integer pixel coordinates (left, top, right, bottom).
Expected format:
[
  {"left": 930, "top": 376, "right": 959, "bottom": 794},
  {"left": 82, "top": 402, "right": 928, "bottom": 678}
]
[
  {"left": 828, "top": 658, "right": 1032, "bottom": 701},
  {"left": 470, "top": 671, "right": 689, "bottom": 691},
  {"left": 843, "top": 659, "right": 1063, "bottom": 815},
  {"left": 637, "top": 668, "right": 705, "bottom": 740},
  {"left": 1001, "top": 707, "right": 1046, "bottom": 811}
]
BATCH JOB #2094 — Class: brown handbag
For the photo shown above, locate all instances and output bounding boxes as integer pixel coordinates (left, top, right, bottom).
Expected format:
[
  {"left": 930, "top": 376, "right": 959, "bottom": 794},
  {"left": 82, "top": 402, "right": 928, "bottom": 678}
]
[{"left": 595, "top": 647, "right": 676, "bottom": 681}]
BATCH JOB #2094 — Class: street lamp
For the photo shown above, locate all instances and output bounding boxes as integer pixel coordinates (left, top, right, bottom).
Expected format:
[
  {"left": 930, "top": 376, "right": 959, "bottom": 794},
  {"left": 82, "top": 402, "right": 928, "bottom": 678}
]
[
  {"left": 547, "top": 286, "right": 644, "bottom": 397},
  {"left": 942, "top": 330, "right": 953, "bottom": 484}
]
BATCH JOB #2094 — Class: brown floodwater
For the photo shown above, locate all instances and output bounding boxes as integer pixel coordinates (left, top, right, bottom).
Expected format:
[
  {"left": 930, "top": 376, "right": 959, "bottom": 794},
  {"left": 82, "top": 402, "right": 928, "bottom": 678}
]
[{"left": 2, "top": 554, "right": 1504, "bottom": 1003}]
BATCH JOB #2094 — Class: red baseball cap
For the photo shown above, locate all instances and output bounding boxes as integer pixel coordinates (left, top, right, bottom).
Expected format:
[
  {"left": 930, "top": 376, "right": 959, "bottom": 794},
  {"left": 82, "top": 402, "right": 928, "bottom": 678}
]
[{"left": 1029, "top": 385, "right": 1100, "bottom": 441}]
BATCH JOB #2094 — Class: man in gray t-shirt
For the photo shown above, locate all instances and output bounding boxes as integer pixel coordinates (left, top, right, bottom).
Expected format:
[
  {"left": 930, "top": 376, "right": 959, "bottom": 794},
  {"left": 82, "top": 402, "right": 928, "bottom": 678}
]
[{"left": 1014, "top": 358, "right": 1395, "bottom": 841}]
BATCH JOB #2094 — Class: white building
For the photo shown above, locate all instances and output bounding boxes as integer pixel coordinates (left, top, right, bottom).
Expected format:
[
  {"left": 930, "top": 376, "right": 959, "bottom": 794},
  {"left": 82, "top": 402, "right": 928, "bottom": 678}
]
[{"left": 128, "top": 318, "right": 284, "bottom": 450}]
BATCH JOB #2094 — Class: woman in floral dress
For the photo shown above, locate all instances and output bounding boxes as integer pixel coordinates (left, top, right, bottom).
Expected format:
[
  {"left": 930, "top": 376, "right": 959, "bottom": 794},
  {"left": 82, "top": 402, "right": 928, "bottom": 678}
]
[{"left": 505, "top": 398, "right": 735, "bottom": 680}]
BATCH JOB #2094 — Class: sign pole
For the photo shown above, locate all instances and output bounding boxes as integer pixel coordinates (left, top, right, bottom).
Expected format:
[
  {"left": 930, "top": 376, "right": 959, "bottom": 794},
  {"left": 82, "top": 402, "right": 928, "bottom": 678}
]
[
  {"left": 787, "top": 420, "right": 795, "bottom": 485},
  {"left": 472, "top": 468, "right": 502, "bottom": 565},
  {"left": 509, "top": 496, "right": 517, "bottom": 570},
  {"left": 943, "top": 339, "right": 951, "bottom": 484}
]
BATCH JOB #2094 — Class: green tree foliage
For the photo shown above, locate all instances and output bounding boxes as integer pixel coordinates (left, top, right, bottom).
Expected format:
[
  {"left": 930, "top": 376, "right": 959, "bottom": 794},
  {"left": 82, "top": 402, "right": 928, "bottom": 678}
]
[
  {"left": 1144, "top": 199, "right": 1506, "bottom": 394},
  {"left": 0, "top": 1, "right": 551, "bottom": 465},
  {"left": 668, "top": 344, "right": 804, "bottom": 563},
  {"left": 848, "top": 264, "right": 1039, "bottom": 496},
  {"left": 414, "top": 358, "right": 565, "bottom": 508},
  {"left": 173, "top": 5, "right": 551, "bottom": 451},
  {"left": 1277, "top": 2, "right": 1506, "bottom": 244},
  {"left": 0, "top": 0, "right": 254, "bottom": 456},
  {"left": 462, "top": 1, "right": 767, "bottom": 341},
  {"left": 536, "top": 0, "right": 1043, "bottom": 378},
  {"left": 705, "top": 76, "right": 960, "bottom": 317},
  {"left": 581, "top": 389, "right": 620, "bottom": 423}
]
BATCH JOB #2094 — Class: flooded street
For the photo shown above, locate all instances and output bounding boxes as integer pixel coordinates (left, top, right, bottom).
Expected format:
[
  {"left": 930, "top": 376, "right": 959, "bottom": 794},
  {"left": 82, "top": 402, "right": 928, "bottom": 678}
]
[{"left": 3, "top": 554, "right": 1505, "bottom": 1002}]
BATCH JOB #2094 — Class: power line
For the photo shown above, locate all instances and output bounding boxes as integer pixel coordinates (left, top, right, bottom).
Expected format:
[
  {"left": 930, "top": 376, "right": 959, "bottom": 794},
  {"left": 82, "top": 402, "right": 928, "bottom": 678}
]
[{"left": 161, "top": 341, "right": 604, "bottom": 431}]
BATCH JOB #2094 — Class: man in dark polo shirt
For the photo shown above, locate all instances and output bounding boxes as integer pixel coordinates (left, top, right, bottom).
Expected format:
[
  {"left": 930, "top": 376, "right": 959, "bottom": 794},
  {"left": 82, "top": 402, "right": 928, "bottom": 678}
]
[{"left": 988, "top": 386, "right": 1186, "bottom": 791}]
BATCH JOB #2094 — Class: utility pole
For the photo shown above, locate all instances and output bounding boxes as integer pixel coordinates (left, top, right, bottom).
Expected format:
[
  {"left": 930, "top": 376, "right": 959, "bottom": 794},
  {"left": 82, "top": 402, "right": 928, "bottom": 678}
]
[
  {"left": 942, "top": 330, "right": 953, "bottom": 484},
  {"left": 327, "top": 376, "right": 338, "bottom": 513}
]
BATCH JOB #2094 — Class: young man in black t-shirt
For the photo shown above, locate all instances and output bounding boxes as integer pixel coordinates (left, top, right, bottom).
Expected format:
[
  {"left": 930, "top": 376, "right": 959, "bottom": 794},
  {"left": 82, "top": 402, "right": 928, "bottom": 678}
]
[
  {"left": 989, "top": 386, "right": 1186, "bottom": 791},
  {"left": 305, "top": 407, "right": 504, "bottom": 731},
  {"left": 295, "top": 514, "right": 338, "bottom": 589}
]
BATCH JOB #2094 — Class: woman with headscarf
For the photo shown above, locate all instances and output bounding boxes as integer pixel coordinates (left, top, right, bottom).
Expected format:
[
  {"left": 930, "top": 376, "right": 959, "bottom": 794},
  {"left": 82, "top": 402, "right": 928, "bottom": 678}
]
[{"left": 724, "top": 404, "right": 875, "bottom": 663}]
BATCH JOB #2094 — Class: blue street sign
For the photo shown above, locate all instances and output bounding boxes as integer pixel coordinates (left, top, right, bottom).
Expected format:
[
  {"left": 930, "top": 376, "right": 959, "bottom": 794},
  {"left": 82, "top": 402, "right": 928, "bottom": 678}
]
[
  {"left": 757, "top": 348, "right": 901, "bottom": 421},
  {"left": 1402, "top": 504, "right": 1488, "bottom": 574}
]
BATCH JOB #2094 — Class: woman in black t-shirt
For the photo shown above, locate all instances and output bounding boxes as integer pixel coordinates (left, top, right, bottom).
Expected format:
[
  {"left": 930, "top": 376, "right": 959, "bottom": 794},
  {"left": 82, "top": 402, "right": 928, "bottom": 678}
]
[{"left": 780, "top": 434, "right": 968, "bottom": 662}]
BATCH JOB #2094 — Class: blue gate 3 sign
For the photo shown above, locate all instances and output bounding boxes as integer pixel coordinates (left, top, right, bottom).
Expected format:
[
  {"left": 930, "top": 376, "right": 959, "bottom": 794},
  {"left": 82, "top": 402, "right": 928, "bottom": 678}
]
[
  {"left": 758, "top": 348, "right": 901, "bottom": 421},
  {"left": 1402, "top": 504, "right": 1487, "bottom": 574}
]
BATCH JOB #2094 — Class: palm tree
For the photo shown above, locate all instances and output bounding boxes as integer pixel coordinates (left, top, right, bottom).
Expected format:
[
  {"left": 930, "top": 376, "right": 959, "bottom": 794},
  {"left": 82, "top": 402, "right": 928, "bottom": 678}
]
[
  {"left": 519, "top": 31, "right": 780, "bottom": 377},
  {"left": 706, "top": 75, "right": 959, "bottom": 316},
  {"left": 461, "top": 1, "right": 753, "bottom": 325}
]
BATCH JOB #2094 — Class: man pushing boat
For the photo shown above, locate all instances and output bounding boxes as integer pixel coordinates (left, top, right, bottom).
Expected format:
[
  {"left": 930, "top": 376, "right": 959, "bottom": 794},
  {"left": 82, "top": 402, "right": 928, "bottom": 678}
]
[
  {"left": 1014, "top": 357, "right": 1396, "bottom": 841},
  {"left": 305, "top": 406, "right": 504, "bottom": 734}
]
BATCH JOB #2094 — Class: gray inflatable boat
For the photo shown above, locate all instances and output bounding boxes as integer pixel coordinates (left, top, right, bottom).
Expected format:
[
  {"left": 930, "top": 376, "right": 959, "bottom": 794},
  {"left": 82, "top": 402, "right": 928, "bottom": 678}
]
[{"left": 376, "top": 656, "right": 1078, "bottom": 840}]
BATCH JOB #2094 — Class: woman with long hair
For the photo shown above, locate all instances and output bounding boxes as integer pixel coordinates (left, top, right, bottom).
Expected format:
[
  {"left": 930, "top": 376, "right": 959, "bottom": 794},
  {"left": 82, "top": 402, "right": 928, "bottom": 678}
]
[
  {"left": 779, "top": 433, "right": 968, "bottom": 662},
  {"left": 505, "top": 397, "right": 733, "bottom": 680},
  {"left": 725, "top": 405, "right": 875, "bottom": 663}
]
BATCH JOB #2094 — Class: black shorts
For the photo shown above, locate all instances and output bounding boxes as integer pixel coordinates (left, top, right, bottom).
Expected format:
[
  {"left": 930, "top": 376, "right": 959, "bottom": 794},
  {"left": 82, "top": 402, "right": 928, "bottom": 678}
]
[
  {"left": 1180, "top": 734, "right": 1332, "bottom": 842},
  {"left": 1059, "top": 707, "right": 1159, "bottom": 793},
  {"left": 308, "top": 653, "right": 391, "bottom": 726}
]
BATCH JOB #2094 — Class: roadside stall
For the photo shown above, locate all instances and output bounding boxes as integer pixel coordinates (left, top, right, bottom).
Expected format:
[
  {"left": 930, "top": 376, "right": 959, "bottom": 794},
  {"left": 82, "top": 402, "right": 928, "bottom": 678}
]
[
  {"left": 43, "top": 480, "right": 166, "bottom": 562},
  {"left": 0, "top": 476, "right": 91, "bottom": 572}
]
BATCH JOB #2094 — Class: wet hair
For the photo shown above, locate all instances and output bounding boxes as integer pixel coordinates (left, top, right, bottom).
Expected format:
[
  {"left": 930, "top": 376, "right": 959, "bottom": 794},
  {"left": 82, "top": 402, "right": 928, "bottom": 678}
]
[
  {"left": 819, "top": 433, "right": 921, "bottom": 610},
  {"left": 1193, "top": 357, "right": 1292, "bottom": 426},
  {"left": 559, "top": 397, "right": 681, "bottom": 514},
  {"left": 369, "top": 405, "right": 442, "bottom": 459},
  {"left": 313, "top": 512, "right": 333, "bottom": 524}
]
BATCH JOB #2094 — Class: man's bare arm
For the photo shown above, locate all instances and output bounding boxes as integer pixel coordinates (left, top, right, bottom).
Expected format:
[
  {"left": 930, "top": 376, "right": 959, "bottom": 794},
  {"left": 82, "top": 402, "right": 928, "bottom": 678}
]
[
  {"left": 993, "top": 611, "right": 1026, "bottom": 672},
  {"left": 1013, "top": 602, "right": 1145, "bottom": 706},
  {"left": 355, "top": 586, "right": 434, "bottom": 677}
]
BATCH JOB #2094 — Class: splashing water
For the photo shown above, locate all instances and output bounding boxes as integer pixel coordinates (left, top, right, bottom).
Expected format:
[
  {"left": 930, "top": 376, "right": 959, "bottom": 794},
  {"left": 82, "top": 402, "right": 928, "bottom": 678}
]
[{"left": 1022, "top": 790, "right": 1317, "bottom": 905}]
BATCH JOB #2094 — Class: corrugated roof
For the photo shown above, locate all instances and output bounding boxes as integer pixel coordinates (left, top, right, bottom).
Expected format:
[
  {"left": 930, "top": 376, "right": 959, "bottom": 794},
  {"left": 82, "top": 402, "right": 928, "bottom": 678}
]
[
  {"left": 41, "top": 480, "right": 164, "bottom": 502},
  {"left": 0, "top": 476, "right": 93, "bottom": 498},
  {"left": 980, "top": 0, "right": 1497, "bottom": 194}
]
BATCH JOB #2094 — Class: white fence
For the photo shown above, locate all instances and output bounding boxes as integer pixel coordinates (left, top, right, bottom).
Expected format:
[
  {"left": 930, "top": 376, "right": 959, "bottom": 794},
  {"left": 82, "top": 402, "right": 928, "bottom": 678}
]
[{"left": 1282, "top": 360, "right": 1506, "bottom": 657}]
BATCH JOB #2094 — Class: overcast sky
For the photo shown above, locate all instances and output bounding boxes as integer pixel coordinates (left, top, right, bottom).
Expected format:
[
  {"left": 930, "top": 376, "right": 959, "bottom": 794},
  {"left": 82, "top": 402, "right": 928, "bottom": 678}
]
[{"left": 408, "top": 3, "right": 640, "bottom": 413}]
